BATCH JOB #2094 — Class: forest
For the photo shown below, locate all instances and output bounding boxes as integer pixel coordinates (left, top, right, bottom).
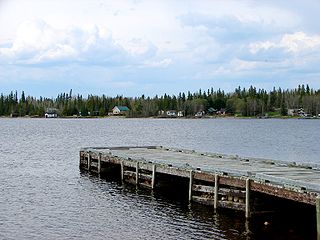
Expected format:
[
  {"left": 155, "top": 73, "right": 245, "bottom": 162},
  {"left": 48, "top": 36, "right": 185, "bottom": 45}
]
[{"left": 0, "top": 84, "right": 319, "bottom": 118}]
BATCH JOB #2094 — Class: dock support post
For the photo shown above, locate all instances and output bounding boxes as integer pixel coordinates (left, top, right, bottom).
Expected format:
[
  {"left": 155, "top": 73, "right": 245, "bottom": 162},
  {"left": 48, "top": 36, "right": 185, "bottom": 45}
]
[
  {"left": 245, "top": 178, "right": 251, "bottom": 218},
  {"left": 87, "top": 153, "right": 91, "bottom": 171},
  {"left": 189, "top": 170, "right": 193, "bottom": 201},
  {"left": 214, "top": 174, "right": 219, "bottom": 210},
  {"left": 151, "top": 165, "right": 156, "bottom": 189},
  {"left": 97, "top": 153, "right": 101, "bottom": 174},
  {"left": 317, "top": 196, "right": 320, "bottom": 240},
  {"left": 135, "top": 162, "right": 139, "bottom": 185},
  {"left": 120, "top": 161, "right": 124, "bottom": 182}
]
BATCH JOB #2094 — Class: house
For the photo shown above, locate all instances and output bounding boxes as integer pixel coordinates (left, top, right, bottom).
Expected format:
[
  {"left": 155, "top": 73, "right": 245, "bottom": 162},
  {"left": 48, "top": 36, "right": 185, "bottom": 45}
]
[
  {"left": 166, "top": 110, "right": 177, "bottom": 117},
  {"left": 207, "top": 107, "right": 217, "bottom": 115},
  {"left": 112, "top": 106, "right": 130, "bottom": 115},
  {"left": 10, "top": 112, "right": 18, "bottom": 118},
  {"left": 217, "top": 108, "right": 226, "bottom": 115},
  {"left": 195, "top": 111, "right": 205, "bottom": 117},
  {"left": 158, "top": 110, "right": 182, "bottom": 117},
  {"left": 288, "top": 108, "right": 306, "bottom": 117},
  {"left": 287, "top": 109, "right": 295, "bottom": 116},
  {"left": 158, "top": 110, "right": 165, "bottom": 116},
  {"left": 45, "top": 108, "right": 58, "bottom": 118},
  {"left": 177, "top": 111, "right": 184, "bottom": 117}
]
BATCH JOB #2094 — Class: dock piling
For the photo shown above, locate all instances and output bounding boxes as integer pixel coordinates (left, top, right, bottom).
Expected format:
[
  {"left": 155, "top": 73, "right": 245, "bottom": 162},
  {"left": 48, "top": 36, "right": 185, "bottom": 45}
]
[
  {"left": 151, "top": 165, "right": 156, "bottom": 189},
  {"left": 189, "top": 170, "right": 193, "bottom": 201},
  {"left": 87, "top": 153, "right": 91, "bottom": 171},
  {"left": 214, "top": 174, "right": 219, "bottom": 210},
  {"left": 120, "top": 161, "right": 124, "bottom": 182},
  {"left": 97, "top": 153, "right": 101, "bottom": 174},
  {"left": 135, "top": 162, "right": 139, "bottom": 185},
  {"left": 317, "top": 196, "right": 320, "bottom": 240},
  {"left": 245, "top": 178, "right": 251, "bottom": 218},
  {"left": 80, "top": 146, "right": 320, "bottom": 224}
]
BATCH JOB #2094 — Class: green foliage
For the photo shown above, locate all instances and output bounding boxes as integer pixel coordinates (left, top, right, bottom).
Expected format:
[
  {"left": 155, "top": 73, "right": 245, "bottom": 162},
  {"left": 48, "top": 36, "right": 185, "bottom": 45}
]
[{"left": 0, "top": 85, "right": 319, "bottom": 117}]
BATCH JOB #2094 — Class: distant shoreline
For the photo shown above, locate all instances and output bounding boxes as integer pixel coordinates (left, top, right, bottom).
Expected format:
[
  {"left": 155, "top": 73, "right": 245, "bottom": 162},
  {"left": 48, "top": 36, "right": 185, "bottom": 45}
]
[{"left": 1, "top": 115, "right": 319, "bottom": 120}]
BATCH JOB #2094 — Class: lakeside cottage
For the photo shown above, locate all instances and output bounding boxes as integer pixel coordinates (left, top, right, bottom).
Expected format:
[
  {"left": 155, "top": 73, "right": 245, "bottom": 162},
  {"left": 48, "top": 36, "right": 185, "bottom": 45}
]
[
  {"left": 45, "top": 108, "right": 58, "bottom": 118},
  {"left": 112, "top": 106, "right": 130, "bottom": 115},
  {"left": 166, "top": 110, "right": 177, "bottom": 117},
  {"left": 158, "top": 110, "right": 184, "bottom": 118},
  {"left": 287, "top": 108, "right": 313, "bottom": 117}
]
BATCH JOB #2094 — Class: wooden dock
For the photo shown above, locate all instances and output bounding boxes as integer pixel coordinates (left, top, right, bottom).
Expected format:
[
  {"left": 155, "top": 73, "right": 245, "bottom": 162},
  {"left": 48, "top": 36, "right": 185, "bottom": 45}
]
[{"left": 79, "top": 146, "right": 320, "bottom": 237}]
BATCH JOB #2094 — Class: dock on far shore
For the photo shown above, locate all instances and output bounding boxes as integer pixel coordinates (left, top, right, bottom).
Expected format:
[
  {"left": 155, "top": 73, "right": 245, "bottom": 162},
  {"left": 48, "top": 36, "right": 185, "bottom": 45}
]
[{"left": 79, "top": 146, "right": 320, "bottom": 237}]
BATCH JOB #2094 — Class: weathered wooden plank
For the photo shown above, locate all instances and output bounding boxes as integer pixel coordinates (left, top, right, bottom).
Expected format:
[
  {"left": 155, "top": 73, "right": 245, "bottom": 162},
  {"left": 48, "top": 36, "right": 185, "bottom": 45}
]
[
  {"left": 192, "top": 184, "right": 215, "bottom": 193},
  {"left": 139, "top": 182, "right": 152, "bottom": 189},
  {"left": 90, "top": 162, "right": 98, "bottom": 168},
  {"left": 123, "top": 171, "right": 136, "bottom": 178},
  {"left": 218, "top": 201, "right": 246, "bottom": 211},
  {"left": 139, "top": 173, "right": 152, "bottom": 181},
  {"left": 192, "top": 196, "right": 215, "bottom": 206},
  {"left": 193, "top": 171, "right": 215, "bottom": 182},
  {"left": 123, "top": 171, "right": 152, "bottom": 181},
  {"left": 251, "top": 181, "right": 317, "bottom": 205},
  {"left": 100, "top": 155, "right": 122, "bottom": 165},
  {"left": 155, "top": 165, "right": 189, "bottom": 177},
  {"left": 219, "top": 188, "right": 246, "bottom": 198},
  {"left": 136, "top": 162, "right": 153, "bottom": 171},
  {"left": 219, "top": 176, "right": 246, "bottom": 188}
]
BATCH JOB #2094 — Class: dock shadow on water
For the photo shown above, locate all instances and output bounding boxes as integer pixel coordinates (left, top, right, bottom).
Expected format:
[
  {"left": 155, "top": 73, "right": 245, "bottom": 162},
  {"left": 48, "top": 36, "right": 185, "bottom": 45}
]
[{"left": 81, "top": 171, "right": 316, "bottom": 240}]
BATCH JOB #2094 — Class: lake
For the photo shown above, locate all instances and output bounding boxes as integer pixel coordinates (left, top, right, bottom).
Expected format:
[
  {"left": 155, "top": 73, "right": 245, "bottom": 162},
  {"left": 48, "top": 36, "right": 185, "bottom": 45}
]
[{"left": 0, "top": 118, "right": 319, "bottom": 239}]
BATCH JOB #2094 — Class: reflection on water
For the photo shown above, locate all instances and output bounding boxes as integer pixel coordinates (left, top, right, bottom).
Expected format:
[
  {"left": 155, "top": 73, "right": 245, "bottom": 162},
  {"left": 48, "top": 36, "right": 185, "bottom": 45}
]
[{"left": 0, "top": 118, "right": 318, "bottom": 239}]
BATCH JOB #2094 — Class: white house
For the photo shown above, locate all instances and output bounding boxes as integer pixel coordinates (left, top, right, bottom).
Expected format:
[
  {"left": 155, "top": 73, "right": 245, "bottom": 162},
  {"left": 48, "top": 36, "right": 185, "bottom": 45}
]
[
  {"left": 45, "top": 108, "right": 58, "bottom": 118},
  {"left": 166, "top": 110, "right": 177, "bottom": 117},
  {"left": 112, "top": 106, "right": 130, "bottom": 115},
  {"left": 177, "top": 111, "right": 184, "bottom": 117},
  {"left": 45, "top": 113, "right": 57, "bottom": 118}
]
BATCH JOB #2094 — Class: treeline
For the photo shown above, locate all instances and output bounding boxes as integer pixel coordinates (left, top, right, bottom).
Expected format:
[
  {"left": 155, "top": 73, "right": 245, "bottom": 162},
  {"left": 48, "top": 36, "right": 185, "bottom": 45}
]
[{"left": 0, "top": 85, "right": 320, "bottom": 117}]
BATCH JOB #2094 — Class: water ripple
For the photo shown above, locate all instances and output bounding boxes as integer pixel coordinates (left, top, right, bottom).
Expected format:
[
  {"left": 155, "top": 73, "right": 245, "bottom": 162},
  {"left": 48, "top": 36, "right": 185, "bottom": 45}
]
[{"left": 0, "top": 118, "right": 318, "bottom": 239}]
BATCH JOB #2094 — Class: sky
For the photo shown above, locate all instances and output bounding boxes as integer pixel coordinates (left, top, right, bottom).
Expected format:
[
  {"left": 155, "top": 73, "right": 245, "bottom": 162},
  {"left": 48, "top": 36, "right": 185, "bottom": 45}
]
[{"left": 0, "top": 0, "right": 320, "bottom": 97}]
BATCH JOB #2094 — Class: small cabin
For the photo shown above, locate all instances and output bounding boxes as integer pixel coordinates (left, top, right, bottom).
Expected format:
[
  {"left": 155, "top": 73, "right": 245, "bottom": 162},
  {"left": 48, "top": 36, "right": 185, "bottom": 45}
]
[
  {"left": 166, "top": 110, "right": 177, "bottom": 117},
  {"left": 177, "top": 111, "right": 184, "bottom": 117},
  {"left": 112, "top": 106, "right": 130, "bottom": 115},
  {"left": 195, "top": 111, "right": 205, "bottom": 117},
  {"left": 288, "top": 108, "right": 305, "bottom": 117},
  {"left": 45, "top": 108, "right": 58, "bottom": 118},
  {"left": 207, "top": 107, "right": 217, "bottom": 115}
]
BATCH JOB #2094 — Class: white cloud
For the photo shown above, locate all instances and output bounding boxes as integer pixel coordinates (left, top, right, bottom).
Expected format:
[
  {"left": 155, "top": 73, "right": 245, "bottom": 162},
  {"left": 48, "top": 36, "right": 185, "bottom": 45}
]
[
  {"left": 281, "top": 32, "right": 320, "bottom": 53},
  {"left": 0, "top": 19, "right": 157, "bottom": 66},
  {"left": 143, "top": 58, "right": 172, "bottom": 68},
  {"left": 1, "top": 1, "right": 320, "bottom": 95},
  {"left": 250, "top": 32, "right": 320, "bottom": 55}
]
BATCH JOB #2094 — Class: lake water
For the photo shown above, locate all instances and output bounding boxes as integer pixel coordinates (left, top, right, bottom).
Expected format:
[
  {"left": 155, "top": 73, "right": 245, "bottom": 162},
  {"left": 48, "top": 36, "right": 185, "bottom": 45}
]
[{"left": 0, "top": 118, "right": 319, "bottom": 239}]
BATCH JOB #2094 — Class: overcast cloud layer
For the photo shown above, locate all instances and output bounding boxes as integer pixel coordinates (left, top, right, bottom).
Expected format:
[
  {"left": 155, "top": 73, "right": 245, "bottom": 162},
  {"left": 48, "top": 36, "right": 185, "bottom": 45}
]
[{"left": 0, "top": 0, "right": 320, "bottom": 97}]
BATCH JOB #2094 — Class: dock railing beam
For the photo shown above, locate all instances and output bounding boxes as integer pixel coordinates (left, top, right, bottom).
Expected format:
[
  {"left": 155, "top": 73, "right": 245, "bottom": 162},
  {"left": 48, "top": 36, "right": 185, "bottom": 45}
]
[
  {"left": 189, "top": 170, "right": 193, "bottom": 201},
  {"left": 317, "top": 196, "right": 320, "bottom": 240},
  {"left": 135, "top": 162, "right": 139, "bottom": 185},
  {"left": 245, "top": 178, "right": 251, "bottom": 218},
  {"left": 214, "top": 174, "right": 219, "bottom": 210},
  {"left": 151, "top": 165, "right": 156, "bottom": 189}
]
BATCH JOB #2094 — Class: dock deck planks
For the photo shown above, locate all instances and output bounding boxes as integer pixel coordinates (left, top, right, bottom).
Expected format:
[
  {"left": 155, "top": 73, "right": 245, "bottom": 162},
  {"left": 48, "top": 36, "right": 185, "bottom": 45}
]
[
  {"left": 81, "top": 146, "right": 320, "bottom": 195},
  {"left": 79, "top": 146, "right": 320, "bottom": 236}
]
